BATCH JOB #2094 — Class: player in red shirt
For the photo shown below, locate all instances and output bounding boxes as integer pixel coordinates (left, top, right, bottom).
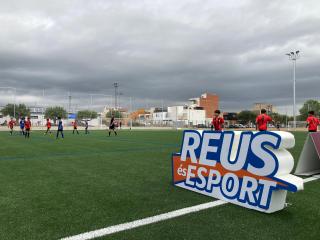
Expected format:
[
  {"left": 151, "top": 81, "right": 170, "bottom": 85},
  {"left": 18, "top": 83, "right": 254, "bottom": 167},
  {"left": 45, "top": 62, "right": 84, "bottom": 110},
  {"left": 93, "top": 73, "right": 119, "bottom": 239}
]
[
  {"left": 25, "top": 117, "right": 31, "bottom": 138},
  {"left": 8, "top": 117, "right": 16, "bottom": 135},
  {"left": 256, "top": 109, "right": 273, "bottom": 131},
  {"left": 45, "top": 118, "right": 52, "bottom": 135},
  {"left": 72, "top": 120, "right": 79, "bottom": 134},
  {"left": 306, "top": 111, "right": 319, "bottom": 132},
  {"left": 211, "top": 110, "right": 224, "bottom": 131}
]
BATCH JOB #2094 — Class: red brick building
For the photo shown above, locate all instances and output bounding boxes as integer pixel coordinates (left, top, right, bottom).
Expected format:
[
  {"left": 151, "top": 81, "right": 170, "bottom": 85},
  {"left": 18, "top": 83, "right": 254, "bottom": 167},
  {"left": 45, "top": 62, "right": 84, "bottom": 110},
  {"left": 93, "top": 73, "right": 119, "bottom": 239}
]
[{"left": 199, "top": 93, "right": 219, "bottom": 118}]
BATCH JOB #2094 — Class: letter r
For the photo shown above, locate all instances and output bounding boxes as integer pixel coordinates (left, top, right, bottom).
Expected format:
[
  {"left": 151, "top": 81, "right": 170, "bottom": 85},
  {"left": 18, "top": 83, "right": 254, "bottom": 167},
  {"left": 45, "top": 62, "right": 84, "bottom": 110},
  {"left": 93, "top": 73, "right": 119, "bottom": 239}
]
[{"left": 181, "top": 131, "right": 201, "bottom": 163}]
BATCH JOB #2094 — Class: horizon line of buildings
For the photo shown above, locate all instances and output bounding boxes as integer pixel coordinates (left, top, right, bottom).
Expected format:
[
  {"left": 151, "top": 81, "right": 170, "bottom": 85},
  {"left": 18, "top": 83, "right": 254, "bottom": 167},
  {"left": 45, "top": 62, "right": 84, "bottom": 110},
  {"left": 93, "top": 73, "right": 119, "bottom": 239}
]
[{"left": 0, "top": 94, "right": 276, "bottom": 127}]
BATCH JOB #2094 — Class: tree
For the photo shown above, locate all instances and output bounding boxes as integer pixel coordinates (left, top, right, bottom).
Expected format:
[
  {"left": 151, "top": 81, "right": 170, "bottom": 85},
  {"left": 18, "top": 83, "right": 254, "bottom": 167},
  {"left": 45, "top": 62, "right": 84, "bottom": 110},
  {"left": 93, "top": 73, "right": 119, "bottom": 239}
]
[
  {"left": 77, "top": 110, "right": 98, "bottom": 119},
  {"left": 299, "top": 99, "right": 320, "bottom": 120},
  {"left": 106, "top": 110, "right": 122, "bottom": 118},
  {"left": 237, "top": 110, "right": 257, "bottom": 123},
  {"left": 45, "top": 106, "right": 67, "bottom": 123},
  {"left": 1, "top": 103, "right": 30, "bottom": 118},
  {"left": 270, "top": 112, "right": 292, "bottom": 124}
]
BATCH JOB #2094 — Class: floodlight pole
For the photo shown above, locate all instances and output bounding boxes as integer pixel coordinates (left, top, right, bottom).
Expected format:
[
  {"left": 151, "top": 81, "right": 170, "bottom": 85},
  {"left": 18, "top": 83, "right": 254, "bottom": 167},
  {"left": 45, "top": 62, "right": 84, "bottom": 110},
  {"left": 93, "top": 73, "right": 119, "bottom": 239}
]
[
  {"left": 114, "top": 83, "right": 118, "bottom": 110},
  {"left": 118, "top": 92, "right": 123, "bottom": 124},
  {"left": 90, "top": 94, "right": 93, "bottom": 121},
  {"left": 13, "top": 88, "right": 16, "bottom": 119},
  {"left": 293, "top": 59, "right": 296, "bottom": 130},
  {"left": 68, "top": 91, "right": 71, "bottom": 122},
  {"left": 42, "top": 88, "right": 45, "bottom": 126},
  {"left": 286, "top": 51, "right": 300, "bottom": 131},
  {"left": 130, "top": 97, "right": 133, "bottom": 130},
  {"left": 161, "top": 99, "right": 164, "bottom": 126}
]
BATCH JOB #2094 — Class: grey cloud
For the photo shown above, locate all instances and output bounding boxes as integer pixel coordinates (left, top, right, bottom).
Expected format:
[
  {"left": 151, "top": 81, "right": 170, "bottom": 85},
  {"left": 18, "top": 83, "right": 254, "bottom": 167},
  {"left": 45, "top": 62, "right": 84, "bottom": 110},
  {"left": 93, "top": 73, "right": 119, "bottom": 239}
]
[{"left": 0, "top": 0, "right": 319, "bottom": 113}]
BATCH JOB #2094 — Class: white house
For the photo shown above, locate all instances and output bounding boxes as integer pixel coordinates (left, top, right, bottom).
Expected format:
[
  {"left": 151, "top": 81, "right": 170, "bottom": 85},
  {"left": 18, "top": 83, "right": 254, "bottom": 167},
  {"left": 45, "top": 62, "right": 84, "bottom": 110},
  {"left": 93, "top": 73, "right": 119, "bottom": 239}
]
[
  {"left": 152, "top": 110, "right": 168, "bottom": 124},
  {"left": 186, "top": 108, "right": 206, "bottom": 126},
  {"left": 29, "top": 106, "right": 45, "bottom": 126},
  {"left": 167, "top": 105, "right": 206, "bottom": 126}
]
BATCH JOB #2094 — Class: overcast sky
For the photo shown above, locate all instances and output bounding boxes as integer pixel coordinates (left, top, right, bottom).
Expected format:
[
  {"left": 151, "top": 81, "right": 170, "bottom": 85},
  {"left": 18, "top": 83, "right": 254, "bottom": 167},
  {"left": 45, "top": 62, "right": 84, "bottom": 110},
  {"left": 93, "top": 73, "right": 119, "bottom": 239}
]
[{"left": 0, "top": 0, "right": 319, "bottom": 113}]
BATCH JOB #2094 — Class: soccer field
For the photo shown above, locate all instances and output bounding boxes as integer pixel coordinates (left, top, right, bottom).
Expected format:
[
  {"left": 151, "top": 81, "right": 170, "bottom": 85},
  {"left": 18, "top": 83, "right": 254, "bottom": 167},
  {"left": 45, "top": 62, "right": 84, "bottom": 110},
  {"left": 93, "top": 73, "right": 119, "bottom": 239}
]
[{"left": 0, "top": 130, "right": 319, "bottom": 240}]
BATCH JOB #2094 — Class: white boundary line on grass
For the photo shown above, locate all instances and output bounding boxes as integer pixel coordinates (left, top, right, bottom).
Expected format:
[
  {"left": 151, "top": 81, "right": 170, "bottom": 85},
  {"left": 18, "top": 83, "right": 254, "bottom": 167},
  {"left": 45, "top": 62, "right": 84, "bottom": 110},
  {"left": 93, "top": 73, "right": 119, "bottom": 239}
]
[
  {"left": 60, "top": 175, "right": 320, "bottom": 240},
  {"left": 60, "top": 200, "right": 227, "bottom": 240}
]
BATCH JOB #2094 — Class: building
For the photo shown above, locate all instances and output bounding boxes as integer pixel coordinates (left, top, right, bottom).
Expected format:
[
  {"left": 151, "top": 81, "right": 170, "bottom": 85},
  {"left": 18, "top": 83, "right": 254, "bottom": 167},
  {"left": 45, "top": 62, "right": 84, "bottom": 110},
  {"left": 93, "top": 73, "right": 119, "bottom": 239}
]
[
  {"left": 223, "top": 112, "right": 238, "bottom": 127},
  {"left": 167, "top": 105, "right": 206, "bottom": 126},
  {"left": 253, "top": 103, "right": 275, "bottom": 114},
  {"left": 189, "top": 93, "right": 219, "bottom": 118},
  {"left": 199, "top": 93, "right": 219, "bottom": 118},
  {"left": 101, "top": 106, "right": 131, "bottom": 126},
  {"left": 29, "top": 106, "right": 45, "bottom": 126},
  {"left": 167, "top": 106, "right": 185, "bottom": 122},
  {"left": 125, "top": 92, "right": 218, "bottom": 127},
  {"left": 185, "top": 107, "right": 206, "bottom": 126},
  {"left": 151, "top": 107, "right": 169, "bottom": 125},
  {"left": 143, "top": 93, "right": 219, "bottom": 127},
  {"left": 188, "top": 93, "right": 219, "bottom": 125},
  {"left": 130, "top": 109, "right": 147, "bottom": 121}
]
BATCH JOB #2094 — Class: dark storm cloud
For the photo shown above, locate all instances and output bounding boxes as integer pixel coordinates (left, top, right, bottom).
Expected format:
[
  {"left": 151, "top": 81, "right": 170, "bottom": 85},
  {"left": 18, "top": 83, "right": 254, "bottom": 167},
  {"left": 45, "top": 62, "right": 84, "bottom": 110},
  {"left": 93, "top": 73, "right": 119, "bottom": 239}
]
[{"left": 0, "top": 0, "right": 319, "bottom": 112}]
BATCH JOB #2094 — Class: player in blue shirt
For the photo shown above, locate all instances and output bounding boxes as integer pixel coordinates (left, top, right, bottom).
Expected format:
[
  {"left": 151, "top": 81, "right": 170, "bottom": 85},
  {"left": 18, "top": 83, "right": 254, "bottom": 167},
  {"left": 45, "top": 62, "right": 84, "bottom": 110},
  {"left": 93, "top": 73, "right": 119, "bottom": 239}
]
[
  {"left": 56, "top": 117, "right": 64, "bottom": 139},
  {"left": 19, "top": 118, "right": 25, "bottom": 136}
]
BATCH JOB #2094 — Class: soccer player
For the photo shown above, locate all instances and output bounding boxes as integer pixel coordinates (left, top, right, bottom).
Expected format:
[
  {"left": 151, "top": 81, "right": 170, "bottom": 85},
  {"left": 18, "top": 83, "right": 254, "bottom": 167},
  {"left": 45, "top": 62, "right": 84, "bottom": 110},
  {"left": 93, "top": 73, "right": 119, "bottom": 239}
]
[
  {"left": 84, "top": 120, "right": 89, "bottom": 134},
  {"left": 56, "top": 117, "right": 64, "bottom": 139},
  {"left": 211, "top": 110, "right": 224, "bottom": 131},
  {"left": 44, "top": 118, "right": 52, "bottom": 135},
  {"left": 72, "top": 120, "right": 79, "bottom": 134},
  {"left": 19, "top": 117, "right": 25, "bottom": 136},
  {"left": 24, "top": 117, "right": 31, "bottom": 138},
  {"left": 256, "top": 109, "right": 273, "bottom": 131},
  {"left": 8, "top": 117, "right": 15, "bottom": 135},
  {"left": 108, "top": 114, "right": 117, "bottom": 136},
  {"left": 306, "top": 111, "right": 320, "bottom": 132}
]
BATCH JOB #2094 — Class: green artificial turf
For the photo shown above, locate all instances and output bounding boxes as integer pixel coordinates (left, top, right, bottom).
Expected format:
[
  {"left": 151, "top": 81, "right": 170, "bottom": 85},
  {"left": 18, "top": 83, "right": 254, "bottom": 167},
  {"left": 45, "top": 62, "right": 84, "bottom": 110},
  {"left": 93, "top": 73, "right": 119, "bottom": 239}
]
[{"left": 0, "top": 130, "right": 318, "bottom": 240}]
